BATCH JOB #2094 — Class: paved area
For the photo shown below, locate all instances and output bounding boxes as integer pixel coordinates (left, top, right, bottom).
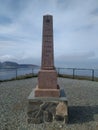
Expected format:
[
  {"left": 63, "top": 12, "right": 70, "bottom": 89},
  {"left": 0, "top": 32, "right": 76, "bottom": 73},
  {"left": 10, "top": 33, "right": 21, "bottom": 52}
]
[{"left": 0, "top": 78, "right": 98, "bottom": 130}]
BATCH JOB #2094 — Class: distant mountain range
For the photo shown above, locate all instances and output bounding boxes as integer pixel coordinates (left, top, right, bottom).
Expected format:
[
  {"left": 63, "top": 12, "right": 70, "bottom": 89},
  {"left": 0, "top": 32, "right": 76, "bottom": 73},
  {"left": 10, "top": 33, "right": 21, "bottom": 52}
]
[{"left": 0, "top": 61, "right": 39, "bottom": 69}]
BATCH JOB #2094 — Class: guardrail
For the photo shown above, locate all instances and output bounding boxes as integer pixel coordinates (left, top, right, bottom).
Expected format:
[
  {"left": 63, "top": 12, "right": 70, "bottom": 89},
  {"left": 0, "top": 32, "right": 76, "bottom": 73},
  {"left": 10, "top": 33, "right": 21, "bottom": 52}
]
[
  {"left": 0, "top": 68, "right": 39, "bottom": 81},
  {"left": 57, "top": 68, "right": 98, "bottom": 81},
  {"left": 0, "top": 67, "right": 98, "bottom": 81}
]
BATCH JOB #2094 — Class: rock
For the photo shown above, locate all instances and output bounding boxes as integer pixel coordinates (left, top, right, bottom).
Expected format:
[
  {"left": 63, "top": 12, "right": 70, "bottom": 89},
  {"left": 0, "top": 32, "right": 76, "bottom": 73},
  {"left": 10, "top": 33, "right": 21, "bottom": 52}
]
[
  {"left": 43, "top": 111, "right": 53, "bottom": 122},
  {"left": 56, "top": 102, "right": 67, "bottom": 117}
]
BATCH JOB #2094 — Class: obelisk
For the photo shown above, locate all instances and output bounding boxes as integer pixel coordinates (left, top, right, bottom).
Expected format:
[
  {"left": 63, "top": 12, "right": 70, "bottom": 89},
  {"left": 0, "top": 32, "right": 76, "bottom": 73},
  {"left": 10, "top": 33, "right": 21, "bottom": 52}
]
[
  {"left": 34, "top": 15, "right": 60, "bottom": 97},
  {"left": 27, "top": 15, "right": 68, "bottom": 124}
]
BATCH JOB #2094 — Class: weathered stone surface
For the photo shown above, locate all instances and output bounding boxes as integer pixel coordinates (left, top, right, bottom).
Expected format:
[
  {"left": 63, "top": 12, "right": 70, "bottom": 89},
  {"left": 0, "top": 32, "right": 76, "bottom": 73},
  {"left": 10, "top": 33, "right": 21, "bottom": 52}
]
[
  {"left": 41, "top": 15, "right": 54, "bottom": 69},
  {"left": 34, "top": 87, "right": 60, "bottom": 97},
  {"left": 38, "top": 70, "right": 57, "bottom": 89},
  {"left": 56, "top": 102, "right": 68, "bottom": 116},
  {"left": 27, "top": 101, "right": 68, "bottom": 124},
  {"left": 34, "top": 15, "right": 60, "bottom": 97},
  {"left": 27, "top": 89, "right": 68, "bottom": 124}
]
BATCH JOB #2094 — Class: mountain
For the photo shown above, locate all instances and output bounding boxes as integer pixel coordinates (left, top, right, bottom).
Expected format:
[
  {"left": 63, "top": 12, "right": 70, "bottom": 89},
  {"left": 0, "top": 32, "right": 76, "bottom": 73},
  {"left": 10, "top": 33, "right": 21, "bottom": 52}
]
[
  {"left": 0, "top": 61, "right": 39, "bottom": 69},
  {"left": 18, "top": 64, "right": 39, "bottom": 68},
  {"left": 1, "top": 61, "right": 18, "bottom": 68}
]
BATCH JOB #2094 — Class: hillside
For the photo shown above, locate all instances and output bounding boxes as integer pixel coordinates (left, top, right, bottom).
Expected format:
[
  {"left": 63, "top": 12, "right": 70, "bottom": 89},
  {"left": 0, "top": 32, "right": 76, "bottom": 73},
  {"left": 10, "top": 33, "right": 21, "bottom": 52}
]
[{"left": 0, "top": 61, "right": 39, "bottom": 68}]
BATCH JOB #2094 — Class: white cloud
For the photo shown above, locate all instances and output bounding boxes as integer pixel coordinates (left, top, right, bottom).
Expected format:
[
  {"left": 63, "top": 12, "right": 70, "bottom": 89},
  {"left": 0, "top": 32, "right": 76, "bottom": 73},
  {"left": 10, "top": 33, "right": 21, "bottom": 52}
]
[
  {"left": 0, "top": 0, "right": 98, "bottom": 68},
  {"left": 0, "top": 54, "right": 17, "bottom": 62}
]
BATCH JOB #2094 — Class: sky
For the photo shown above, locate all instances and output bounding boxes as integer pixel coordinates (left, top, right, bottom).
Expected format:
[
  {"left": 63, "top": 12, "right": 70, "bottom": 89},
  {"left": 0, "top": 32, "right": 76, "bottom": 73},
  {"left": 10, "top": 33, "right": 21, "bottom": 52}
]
[{"left": 0, "top": 0, "right": 98, "bottom": 68}]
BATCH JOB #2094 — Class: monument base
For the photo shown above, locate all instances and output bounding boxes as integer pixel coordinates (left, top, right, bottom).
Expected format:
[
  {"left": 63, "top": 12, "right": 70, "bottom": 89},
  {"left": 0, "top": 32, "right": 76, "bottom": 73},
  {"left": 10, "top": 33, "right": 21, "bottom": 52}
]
[
  {"left": 38, "top": 69, "right": 58, "bottom": 89},
  {"left": 27, "top": 89, "right": 68, "bottom": 124},
  {"left": 34, "top": 85, "right": 60, "bottom": 97}
]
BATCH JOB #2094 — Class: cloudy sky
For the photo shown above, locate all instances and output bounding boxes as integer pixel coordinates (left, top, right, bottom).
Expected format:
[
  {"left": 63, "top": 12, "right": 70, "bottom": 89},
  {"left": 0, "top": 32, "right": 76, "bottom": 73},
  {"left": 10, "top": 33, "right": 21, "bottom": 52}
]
[{"left": 0, "top": 0, "right": 98, "bottom": 68}]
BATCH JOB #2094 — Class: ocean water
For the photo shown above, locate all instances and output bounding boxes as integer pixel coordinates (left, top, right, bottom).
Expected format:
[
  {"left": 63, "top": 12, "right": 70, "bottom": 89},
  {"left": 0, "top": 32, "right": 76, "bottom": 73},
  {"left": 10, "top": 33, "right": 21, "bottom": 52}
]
[
  {"left": 0, "top": 68, "right": 98, "bottom": 80},
  {"left": 0, "top": 68, "right": 39, "bottom": 80}
]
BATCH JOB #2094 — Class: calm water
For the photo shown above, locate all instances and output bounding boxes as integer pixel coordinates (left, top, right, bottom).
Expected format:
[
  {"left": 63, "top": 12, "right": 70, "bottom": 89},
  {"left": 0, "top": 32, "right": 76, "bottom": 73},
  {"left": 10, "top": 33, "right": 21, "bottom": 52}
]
[
  {"left": 0, "top": 68, "right": 98, "bottom": 80},
  {"left": 0, "top": 68, "right": 39, "bottom": 80}
]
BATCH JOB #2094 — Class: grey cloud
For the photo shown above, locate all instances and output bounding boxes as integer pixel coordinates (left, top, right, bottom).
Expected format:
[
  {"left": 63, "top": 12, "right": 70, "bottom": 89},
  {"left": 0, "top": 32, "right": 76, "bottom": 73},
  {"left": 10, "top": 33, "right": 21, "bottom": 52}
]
[
  {"left": 74, "top": 24, "right": 94, "bottom": 31},
  {"left": 0, "top": 15, "right": 12, "bottom": 25},
  {"left": 0, "top": 54, "right": 41, "bottom": 65},
  {"left": 56, "top": 51, "right": 95, "bottom": 62},
  {"left": 0, "top": 0, "right": 30, "bottom": 17},
  {"left": 55, "top": 51, "right": 98, "bottom": 68},
  {"left": 0, "top": 35, "right": 21, "bottom": 42},
  {"left": 56, "top": 0, "right": 72, "bottom": 10},
  {"left": 91, "top": 8, "right": 98, "bottom": 15}
]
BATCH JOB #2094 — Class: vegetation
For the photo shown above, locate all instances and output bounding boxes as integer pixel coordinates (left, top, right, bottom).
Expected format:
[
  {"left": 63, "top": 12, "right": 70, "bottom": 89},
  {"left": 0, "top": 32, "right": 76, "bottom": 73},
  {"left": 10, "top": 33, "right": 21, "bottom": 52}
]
[
  {"left": 0, "top": 74, "right": 38, "bottom": 82},
  {"left": 1, "top": 73, "right": 98, "bottom": 82},
  {"left": 58, "top": 74, "right": 98, "bottom": 81}
]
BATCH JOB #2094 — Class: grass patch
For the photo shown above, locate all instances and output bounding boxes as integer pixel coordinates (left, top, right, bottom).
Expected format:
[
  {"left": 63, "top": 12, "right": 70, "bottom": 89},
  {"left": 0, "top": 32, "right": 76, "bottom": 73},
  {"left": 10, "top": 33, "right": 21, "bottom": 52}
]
[
  {"left": 0, "top": 73, "right": 38, "bottom": 82},
  {"left": 1, "top": 73, "right": 98, "bottom": 82},
  {"left": 58, "top": 74, "right": 98, "bottom": 82}
]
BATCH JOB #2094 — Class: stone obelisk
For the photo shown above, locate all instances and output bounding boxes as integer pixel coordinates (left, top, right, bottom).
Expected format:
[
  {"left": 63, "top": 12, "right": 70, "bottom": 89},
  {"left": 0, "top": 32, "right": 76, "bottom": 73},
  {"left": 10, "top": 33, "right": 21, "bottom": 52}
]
[
  {"left": 27, "top": 15, "right": 68, "bottom": 124},
  {"left": 34, "top": 15, "right": 60, "bottom": 97}
]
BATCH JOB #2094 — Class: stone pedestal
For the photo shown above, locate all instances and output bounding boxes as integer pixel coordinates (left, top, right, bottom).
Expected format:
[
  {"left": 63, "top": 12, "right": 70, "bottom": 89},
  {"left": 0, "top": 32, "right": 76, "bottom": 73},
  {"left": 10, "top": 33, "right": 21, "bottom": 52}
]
[
  {"left": 27, "top": 89, "right": 68, "bottom": 124},
  {"left": 38, "top": 70, "right": 57, "bottom": 89},
  {"left": 34, "top": 69, "right": 60, "bottom": 97}
]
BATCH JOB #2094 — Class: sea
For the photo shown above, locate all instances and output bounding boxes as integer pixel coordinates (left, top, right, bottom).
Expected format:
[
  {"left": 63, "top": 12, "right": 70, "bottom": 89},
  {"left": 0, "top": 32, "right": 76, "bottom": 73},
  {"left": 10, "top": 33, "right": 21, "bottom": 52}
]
[
  {"left": 0, "top": 68, "right": 40, "bottom": 80},
  {"left": 0, "top": 67, "right": 98, "bottom": 80}
]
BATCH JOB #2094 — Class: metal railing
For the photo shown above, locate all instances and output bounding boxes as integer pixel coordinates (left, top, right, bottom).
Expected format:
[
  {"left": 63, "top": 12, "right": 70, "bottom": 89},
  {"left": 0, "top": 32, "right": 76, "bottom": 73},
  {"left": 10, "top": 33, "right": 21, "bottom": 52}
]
[
  {"left": 0, "top": 67, "right": 39, "bottom": 81},
  {"left": 57, "top": 68, "right": 98, "bottom": 81},
  {"left": 0, "top": 67, "right": 98, "bottom": 81}
]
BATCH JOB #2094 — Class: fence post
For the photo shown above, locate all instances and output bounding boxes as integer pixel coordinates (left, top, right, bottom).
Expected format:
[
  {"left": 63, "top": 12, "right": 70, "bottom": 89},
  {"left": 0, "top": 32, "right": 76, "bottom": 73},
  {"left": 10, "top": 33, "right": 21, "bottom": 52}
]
[
  {"left": 57, "top": 68, "right": 60, "bottom": 75},
  {"left": 73, "top": 68, "right": 75, "bottom": 79},
  {"left": 92, "top": 69, "right": 94, "bottom": 81},
  {"left": 32, "top": 68, "right": 34, "bottom": 76},
  {"left": 16, "top": 68, "right": 17, "bottom": 79}
]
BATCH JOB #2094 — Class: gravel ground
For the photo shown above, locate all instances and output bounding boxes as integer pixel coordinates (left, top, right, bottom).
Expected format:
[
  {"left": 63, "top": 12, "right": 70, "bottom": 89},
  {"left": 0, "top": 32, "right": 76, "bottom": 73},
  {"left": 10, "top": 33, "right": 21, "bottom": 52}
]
[{"left": 0, "top": 77, "right": 98, "bottom": 130}]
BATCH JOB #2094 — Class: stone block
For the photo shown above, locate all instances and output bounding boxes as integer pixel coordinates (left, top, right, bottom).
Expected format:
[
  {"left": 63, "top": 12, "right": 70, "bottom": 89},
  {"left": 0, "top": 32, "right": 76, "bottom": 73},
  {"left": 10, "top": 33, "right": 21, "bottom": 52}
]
[
  {"left": 27, "top": 89, "right": 68, "bottom": 124},
  {"left": 38, "top": 70, "right": 57, "bottom": 89}
]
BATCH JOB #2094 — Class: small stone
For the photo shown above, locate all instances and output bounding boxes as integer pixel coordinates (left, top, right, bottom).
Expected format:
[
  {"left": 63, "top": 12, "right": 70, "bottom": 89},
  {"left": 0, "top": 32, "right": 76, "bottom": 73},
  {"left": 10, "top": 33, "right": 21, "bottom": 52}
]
[
  {"left": 59, "top": 125, "right": 63, "bottom": 128},
  {"left": 56, "top": 102, "right": 67, "bottom": 117}
]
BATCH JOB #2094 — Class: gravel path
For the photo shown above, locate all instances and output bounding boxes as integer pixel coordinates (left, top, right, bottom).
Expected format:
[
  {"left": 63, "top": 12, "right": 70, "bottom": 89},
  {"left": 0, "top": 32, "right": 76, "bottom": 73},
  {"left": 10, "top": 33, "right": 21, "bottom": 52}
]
[{"left": 0, "top": 78, "right": 98, "bottom": 130}]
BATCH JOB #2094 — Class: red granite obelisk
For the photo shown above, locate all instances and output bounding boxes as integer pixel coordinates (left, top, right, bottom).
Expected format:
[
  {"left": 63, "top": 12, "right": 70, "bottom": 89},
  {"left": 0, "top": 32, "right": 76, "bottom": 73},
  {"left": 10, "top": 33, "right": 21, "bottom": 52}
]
[
  {"left": 34, "top": 15, "right": 60, "bottom": 97},
  {"left": 27, "top": 15, "right": 68, "bottom": 124}
]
